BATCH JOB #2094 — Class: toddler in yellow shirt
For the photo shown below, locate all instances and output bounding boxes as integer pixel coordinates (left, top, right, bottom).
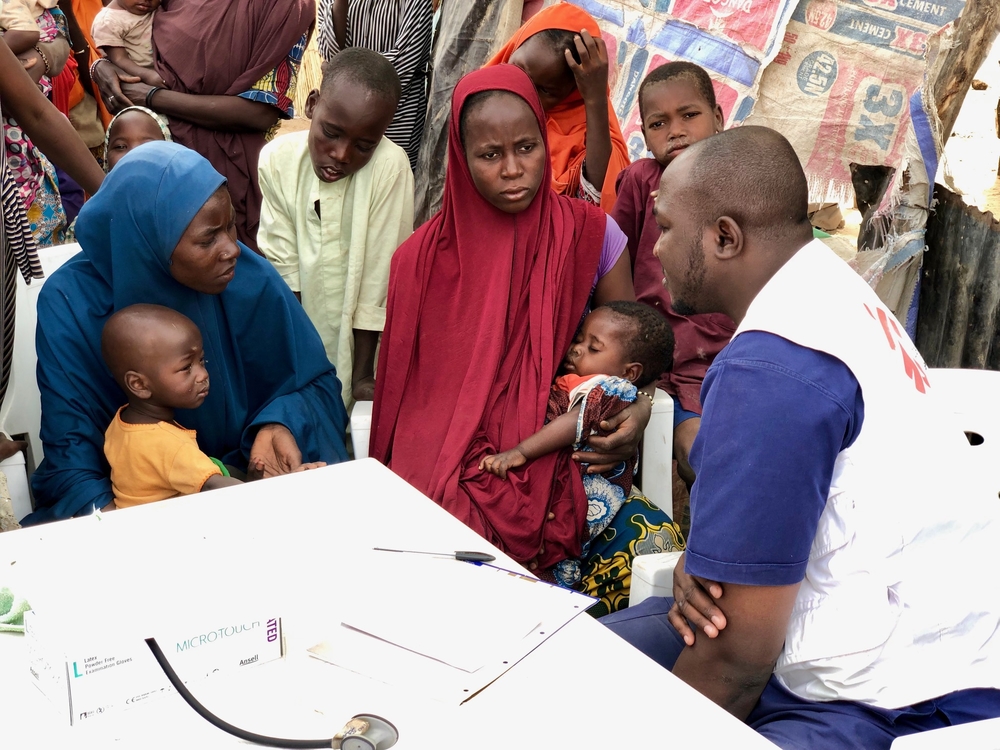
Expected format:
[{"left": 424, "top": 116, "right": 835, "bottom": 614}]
[{"left": 101, "top": 304, "right": 242, "bottom": 508}]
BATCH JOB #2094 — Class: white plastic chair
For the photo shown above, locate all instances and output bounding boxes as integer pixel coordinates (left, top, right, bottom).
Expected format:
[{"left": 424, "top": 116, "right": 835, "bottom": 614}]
[
  {"left": 888, "top": 716, "right": 1000, "bottom": 749},
  {"left": 0, "top": 243, "right": 81, "bottom": 520},
  {"left": 927, "top": 368, "right": 1000, "bottom": 455},
  {"left": 351, "top": 388, "right": 675, "bottom": 512}
]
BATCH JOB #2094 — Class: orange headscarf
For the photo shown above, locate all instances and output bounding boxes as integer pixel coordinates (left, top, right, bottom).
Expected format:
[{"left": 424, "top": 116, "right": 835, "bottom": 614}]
[{"left": 486, "top": 2, "right": 630, "bottom": 213}]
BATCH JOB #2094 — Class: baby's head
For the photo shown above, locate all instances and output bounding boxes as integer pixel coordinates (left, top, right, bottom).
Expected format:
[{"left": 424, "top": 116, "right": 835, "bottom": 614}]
[
  {"left": 116, "top": 0, "right": 160, "bottom": 17},
  {"left": 305, "top": 48, "right": 401, "bottom": 183},
  {"left": 105, "top": 106, "right": 172, "bottom": 171},
  {"left": 102, "top": 304, "right": 210, "bottom": 411},
  {"left": 638, "top": 61, "right": 724, "bottom": 167},
  {"left": 563, "top": 302, "right": 674, "bottom": 387}
]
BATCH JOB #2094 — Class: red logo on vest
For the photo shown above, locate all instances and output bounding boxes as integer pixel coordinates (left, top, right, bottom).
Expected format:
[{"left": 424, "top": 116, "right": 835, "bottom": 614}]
[{"left": 864, "top": 303, "right": 930, "bottom": 393}]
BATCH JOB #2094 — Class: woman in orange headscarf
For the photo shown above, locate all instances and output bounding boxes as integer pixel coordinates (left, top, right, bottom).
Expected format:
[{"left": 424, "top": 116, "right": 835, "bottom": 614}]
[{"left": 486, "top": 2, "right": 629, "bottom": 213}]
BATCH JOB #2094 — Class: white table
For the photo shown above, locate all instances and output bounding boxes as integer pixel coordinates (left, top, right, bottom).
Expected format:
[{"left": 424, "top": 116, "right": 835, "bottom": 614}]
[{"left": 0, "top": 459, "right": 776, "bottom": 749}]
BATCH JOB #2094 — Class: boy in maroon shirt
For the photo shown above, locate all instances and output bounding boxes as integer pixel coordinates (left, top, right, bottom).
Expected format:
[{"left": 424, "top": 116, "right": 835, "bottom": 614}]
[{"left": 611, "top": 61, "right": 734, "bottom": 485}]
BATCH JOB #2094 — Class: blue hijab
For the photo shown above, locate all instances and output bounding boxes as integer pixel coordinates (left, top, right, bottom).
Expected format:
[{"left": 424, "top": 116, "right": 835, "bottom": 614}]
[{"left": 25, "top": 142, "right": 348, "bottom": 524}]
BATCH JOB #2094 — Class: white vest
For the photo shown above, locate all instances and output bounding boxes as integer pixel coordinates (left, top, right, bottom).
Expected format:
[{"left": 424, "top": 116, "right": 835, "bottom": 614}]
[{"left": 735, "top": 240, "right": 1000, "bottom": 708}]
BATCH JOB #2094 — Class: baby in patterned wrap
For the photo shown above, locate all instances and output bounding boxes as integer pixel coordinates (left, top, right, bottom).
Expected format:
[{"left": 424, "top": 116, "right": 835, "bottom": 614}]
[{"left": 480, "top": 300, "right": 674, "bottom": 586}]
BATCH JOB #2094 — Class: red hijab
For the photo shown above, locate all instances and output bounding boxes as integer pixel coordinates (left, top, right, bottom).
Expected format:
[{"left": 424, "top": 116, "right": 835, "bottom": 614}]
[
  {"left": 371, "top": 66, "right": 606, "bottom": 568},
  {"left": 152, "top": 0, "right": 315, "bottom": 251}
]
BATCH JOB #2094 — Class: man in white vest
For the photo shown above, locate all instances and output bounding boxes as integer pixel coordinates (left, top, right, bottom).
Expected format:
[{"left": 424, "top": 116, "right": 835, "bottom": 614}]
[{"left": 604, "top": 126, "right": 1000, "bottom": 748}]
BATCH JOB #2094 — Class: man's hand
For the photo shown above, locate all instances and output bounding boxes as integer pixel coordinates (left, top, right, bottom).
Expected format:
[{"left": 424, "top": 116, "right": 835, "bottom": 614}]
[
  {"left": 573, "top": 397, "right": 652, "bottom": 473},
  {"left": 669, "top": 552, "right": 727, "bottom": 646},
  {"left": 566, "top": 29, "right": 608, "bottom": 106},
  {"left": 479, "top": 448, "right": 527, "bottom": 480},
  {"left": 352, "top": 376, "right": 376, "bottom": 402},
  {"left": 247, "top": 424, "right": 303, "bottom": 480},
  {"left": 92, "top": 58, "right": 141, "bottom": 112}
]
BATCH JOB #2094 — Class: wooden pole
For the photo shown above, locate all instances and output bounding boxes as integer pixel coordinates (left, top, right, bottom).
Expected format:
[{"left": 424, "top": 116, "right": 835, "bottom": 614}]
[{"left": 932, "top": 0, "right": 1000, "bottom": 146}]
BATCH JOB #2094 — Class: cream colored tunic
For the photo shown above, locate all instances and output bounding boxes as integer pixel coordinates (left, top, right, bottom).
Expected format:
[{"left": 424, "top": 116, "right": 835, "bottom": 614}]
[
  {"left": 0, "top": 0, "right": 57, "bottom": 32},
  {"left": 258, "top": 130, "right": 413, "bottom": 409}
]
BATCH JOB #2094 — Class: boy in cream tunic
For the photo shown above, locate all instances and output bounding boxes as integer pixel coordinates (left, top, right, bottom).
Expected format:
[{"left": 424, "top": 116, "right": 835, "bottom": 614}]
[{"left": 258, "top": 48, "right": 414, "bottom": 409}]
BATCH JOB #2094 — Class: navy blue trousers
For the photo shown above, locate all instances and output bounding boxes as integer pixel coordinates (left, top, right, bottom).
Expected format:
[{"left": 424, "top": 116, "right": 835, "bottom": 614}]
[{"left": 603, "top": 597, "right": 1000, "bottom": 749}]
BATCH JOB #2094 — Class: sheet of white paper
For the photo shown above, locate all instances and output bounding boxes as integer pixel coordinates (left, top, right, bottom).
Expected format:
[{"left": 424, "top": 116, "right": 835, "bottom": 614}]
[
  {"left": 309, "top": 554, "right": 595, "bottom": 703},
  {"left": 342, "top": 558, "right": 549, "bottom": 671}
]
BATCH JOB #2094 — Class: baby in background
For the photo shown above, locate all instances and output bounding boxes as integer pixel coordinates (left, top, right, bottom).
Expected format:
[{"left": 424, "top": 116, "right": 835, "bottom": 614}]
[
  {"left": 481, "top": 301, "right": 674, "bottom": 587},
  {"left": 0, "top": 0, "right": 62, "bottom": 87},
  {"left": 101, "top": 304, "right": 243, "bottom": 509},
  {"left": 91, "top": 0, "right": 164, "bottom": 87}
]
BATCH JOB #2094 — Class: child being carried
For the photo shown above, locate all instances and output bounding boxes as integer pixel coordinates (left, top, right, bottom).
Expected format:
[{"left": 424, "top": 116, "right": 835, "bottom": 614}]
[
  {"left": 91, "top": 0, "right": 164, "bottom": 87},
  {"left": 480, "top": 301, "right": 674, "bottom": 586},
  {"left": 101, "top": 304, "right": 244, "bottom": 508}
]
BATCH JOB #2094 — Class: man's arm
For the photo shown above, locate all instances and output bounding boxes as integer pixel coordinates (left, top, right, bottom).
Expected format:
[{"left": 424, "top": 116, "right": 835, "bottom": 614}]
[{"left": 672, "top": 581, "right": 800, "bottom": 719}]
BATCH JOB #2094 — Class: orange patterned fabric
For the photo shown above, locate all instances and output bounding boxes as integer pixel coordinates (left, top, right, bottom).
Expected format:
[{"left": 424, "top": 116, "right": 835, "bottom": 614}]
[{"left": 486, "top": 2, "right": 630, "bottom": 213}]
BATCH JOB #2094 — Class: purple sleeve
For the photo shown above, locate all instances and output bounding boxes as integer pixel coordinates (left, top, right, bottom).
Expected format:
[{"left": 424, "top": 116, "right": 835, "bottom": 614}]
[
  {"left": 685, "top": 332, "right": 864, "bottom": 587},
  {"left": 594, "top": 217, "right": 628, "bottom": 287}
]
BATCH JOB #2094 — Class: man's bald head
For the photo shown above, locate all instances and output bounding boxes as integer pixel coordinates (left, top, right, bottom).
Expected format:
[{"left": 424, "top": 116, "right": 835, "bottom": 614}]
[
  {"left": 651, "top": 126, "right": 815, "bottom": 323},
  {"left": 669, "top": 125, "right": 813, "bottom": 244}
]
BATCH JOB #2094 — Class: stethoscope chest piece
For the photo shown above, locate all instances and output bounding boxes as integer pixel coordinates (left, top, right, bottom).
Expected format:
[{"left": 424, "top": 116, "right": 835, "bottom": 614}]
[{"left": 332, "top": 714, "right": 399, "bottom": 750}]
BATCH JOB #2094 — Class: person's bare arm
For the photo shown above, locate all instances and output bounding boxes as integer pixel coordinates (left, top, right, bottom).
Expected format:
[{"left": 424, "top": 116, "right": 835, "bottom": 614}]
[
  {"left": 674, "top": 416, "right": 700, "bottom": 487},
  {"left": 567, "top": 30, "right": 612, "bottom": 193},
  {"left": 57, "top": 0, "right": 92, "bottom": 90},
  {"left": 202, "top": 474, "right": 243, "bottom": 491},
  {"left": 480, "top": 408, "right": 580, "bottom": 480},
  {"left": 351, "top": 329, "right": 379, "bottom": 401},
  {"left": 0, "top": 40, "right": 104, "bottom": 195},
  {"left": 124, "top": 81, "right": 281, "bottom": 132},
  {"left": 103, "top": 46, "right": 164, "bottom": 86},
  {"left": 4, "top": 30, "right": 39, "bottom": 55},
  {"left": 592, "top": 249, "right": 635, "bottom": 307},
  {"left": 331, "top": 0, "right": 348, "bottom": 49},
  {"left": 36, "top": 35, "right": 69, "bottom": 76},
  {"left": 672, "top": 581, "right": 800, "bottom": 719}
]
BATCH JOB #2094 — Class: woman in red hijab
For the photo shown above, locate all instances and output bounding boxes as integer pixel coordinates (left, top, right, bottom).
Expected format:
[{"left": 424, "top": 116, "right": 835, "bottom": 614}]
[
  {"left": 486, "top": 2, "right": 630, "bottom": 213},
  {"left": 371, "top": 65, "right": 679, "bottom": 615}
]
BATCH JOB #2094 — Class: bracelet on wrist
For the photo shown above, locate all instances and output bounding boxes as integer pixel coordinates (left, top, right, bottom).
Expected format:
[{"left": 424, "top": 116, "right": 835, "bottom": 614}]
[
  {"left": 638, "top": 390, "right": 655, "bottom": 406},
  {"left": 89, "top": 56, "right": 109, "bottom": 78},
  {"left": 32, "top": 45, "right": 51, "bottom": 76},
  {"left": 145, "top": 86, "right": 161, "bottom": 109}
]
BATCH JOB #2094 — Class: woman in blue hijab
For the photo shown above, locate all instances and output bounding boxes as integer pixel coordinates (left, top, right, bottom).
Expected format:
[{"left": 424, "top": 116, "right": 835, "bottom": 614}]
[{"left": 24, "top": 142, "right": 349, "bottom": 524}]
